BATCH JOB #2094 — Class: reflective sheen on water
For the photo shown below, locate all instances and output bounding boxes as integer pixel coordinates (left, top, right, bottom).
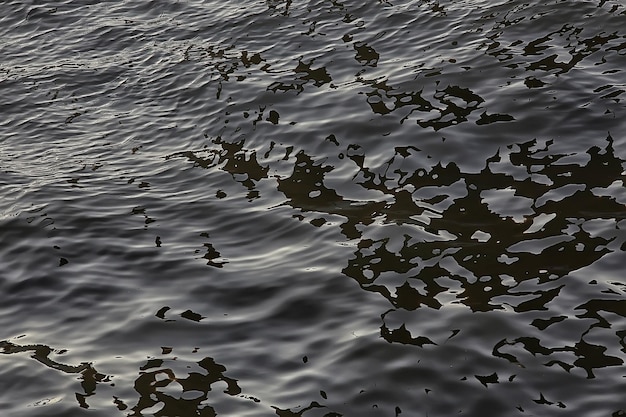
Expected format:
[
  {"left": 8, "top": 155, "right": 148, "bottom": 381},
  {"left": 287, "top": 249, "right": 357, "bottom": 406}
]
[{"left": 1, "top": 0, "right": 625, "bottom": 416}]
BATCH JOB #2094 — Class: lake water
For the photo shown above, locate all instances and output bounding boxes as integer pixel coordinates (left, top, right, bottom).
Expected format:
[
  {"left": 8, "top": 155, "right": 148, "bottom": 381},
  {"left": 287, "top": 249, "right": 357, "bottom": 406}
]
[{"left": 1, "top": 0, "right": 625, "bottom": 416}]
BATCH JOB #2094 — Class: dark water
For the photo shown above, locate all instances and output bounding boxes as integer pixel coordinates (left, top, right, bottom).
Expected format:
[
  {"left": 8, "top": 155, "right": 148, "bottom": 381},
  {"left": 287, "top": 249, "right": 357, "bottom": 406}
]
[{"left": 1, "top": 0, "right": 626, "bottom": 415}]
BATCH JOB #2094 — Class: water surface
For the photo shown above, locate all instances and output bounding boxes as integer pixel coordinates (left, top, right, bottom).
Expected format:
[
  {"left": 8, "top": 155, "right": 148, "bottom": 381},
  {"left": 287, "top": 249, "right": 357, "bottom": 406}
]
[{"left": 1, "top": 1, "right": 625, "bottom": 416}]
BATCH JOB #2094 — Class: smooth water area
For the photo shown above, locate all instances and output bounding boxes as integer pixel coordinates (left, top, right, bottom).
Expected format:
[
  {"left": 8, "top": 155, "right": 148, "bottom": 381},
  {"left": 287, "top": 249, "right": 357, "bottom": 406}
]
[{"left": 1, "top": 1, "right": 625, "bottom": 416}]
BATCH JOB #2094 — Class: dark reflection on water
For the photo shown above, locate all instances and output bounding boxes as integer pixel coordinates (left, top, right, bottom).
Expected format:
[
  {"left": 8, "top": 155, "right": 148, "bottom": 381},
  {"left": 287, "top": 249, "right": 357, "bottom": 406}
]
[
  {"left": 1, "top": 340, "right": 344, "bottom": 417},
  {"left": 0, "top": 340, "right": 93, "bottom": 375},
  {"left": 1, "top": 339, "right": 107, "bottom": 410},
  {"left": 128, "top": 355, "right": 241, "bottom": 416},
  {"left": 286, "top": 133, "right": 626, "bottom": 381}
]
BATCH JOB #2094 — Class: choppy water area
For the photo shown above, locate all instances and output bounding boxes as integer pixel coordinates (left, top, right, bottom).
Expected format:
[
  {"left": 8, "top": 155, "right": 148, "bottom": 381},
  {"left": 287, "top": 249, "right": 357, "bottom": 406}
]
[{"left": 1, "top": 0, "right": 626, "bottom": 415}]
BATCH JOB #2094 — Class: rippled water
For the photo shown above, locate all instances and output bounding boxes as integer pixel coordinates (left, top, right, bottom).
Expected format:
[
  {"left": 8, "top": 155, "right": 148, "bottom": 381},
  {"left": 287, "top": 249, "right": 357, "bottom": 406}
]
[{"left": 1, "top": 0, "right": 626, "bottom": 416}]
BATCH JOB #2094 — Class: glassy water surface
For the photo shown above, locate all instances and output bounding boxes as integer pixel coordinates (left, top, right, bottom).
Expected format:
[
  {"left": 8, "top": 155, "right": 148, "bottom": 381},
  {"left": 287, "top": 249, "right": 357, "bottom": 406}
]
[{"left": 1, "top": 0, "right": 625, "bottom": 416}]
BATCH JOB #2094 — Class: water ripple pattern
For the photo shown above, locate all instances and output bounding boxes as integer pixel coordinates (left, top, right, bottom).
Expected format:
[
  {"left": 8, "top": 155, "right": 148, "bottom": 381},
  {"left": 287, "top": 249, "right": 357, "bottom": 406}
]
[{"left": 1, "top": 1, "right": 625, "bottom": 416}]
